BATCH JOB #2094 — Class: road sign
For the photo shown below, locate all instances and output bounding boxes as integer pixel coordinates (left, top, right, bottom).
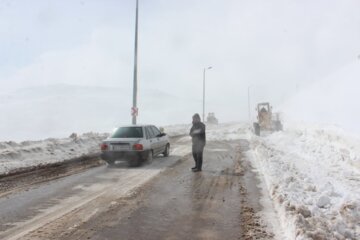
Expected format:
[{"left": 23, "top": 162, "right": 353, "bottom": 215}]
[{"left": 131, "top": 107, "right": 138, "bottom": 117}]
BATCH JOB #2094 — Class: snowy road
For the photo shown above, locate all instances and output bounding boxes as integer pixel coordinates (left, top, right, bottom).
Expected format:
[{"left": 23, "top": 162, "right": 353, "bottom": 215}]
[
  {"left": 0, "top": 137, "right": 278, "bottom": 240},
  {"left": 1, "top": 122, "right": 358, "bottom": 239},
  {"left": 64, "top": 140, "right": 275, "bottom": 240},
  {"left": 0, "top": 154, "right": 185, "bottom": 240}
]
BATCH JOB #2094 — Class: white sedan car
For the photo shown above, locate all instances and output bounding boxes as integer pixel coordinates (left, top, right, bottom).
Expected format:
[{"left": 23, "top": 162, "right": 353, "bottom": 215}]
[{"left": 100, "top": 125, "right": 170, "bottom": 167}]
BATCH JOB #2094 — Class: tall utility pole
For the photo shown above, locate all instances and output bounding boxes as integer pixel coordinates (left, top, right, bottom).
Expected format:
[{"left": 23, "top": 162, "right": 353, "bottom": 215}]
[
  {"left": 202, "top": 66, "right": 212, "bottom": 122},
  {"left": 132, "top": 0, "right": 139, "bottom": 125},
  {"left": 248, "top": 86, "right": 251, "bottom": 124}
]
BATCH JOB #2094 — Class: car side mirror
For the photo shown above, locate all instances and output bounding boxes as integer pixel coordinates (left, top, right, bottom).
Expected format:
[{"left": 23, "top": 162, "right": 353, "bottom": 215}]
[{"left": 156, "top": 133, "right": 166, "bottom": 137}]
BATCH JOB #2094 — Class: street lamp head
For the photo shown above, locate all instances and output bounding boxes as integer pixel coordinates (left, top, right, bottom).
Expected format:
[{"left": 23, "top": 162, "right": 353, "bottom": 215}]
[{"left": 207, "top": 66, "right": 212, "bottom": 70}]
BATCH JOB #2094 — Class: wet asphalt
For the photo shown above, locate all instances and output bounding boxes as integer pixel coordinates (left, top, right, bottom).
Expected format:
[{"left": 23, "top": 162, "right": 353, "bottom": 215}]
[
  {"left": 93, "top": 141, "right": 244, "bottom": 240},
  {"left": 74, "top": 140, "right": 267, "bottom": 240},
  {"left": 0, "top": 139, "right": 274, "bottom": 240},
  {"left": 0, "top": 154, "right": 184, "bottom": 240}
]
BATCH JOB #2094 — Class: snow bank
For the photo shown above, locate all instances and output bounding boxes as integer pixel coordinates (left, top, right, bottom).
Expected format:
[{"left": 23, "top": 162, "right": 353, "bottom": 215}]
[
  {"left": 250, "top": 125, "right": 360, "bottom": 239},
  {"left": 0, "top": 133, "right": 108, "bottom": 176}
]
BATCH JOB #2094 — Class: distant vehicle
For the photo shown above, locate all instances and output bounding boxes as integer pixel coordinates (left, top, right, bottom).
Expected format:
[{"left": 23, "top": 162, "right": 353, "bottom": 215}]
[
  {"left": 253, "top": 102, "right": 283, "bottom": 136},
  {"left": 207, "top": 112, "right": 219, "bottom": 124},
  {"left": 100, "top": 125, "right": 170, "bottom": 167}
]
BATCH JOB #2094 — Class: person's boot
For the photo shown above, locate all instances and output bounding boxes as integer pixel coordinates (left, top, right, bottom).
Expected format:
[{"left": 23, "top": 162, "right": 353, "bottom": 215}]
[{"left": 191, "top": 156, "right": 198, "bottom": 170}]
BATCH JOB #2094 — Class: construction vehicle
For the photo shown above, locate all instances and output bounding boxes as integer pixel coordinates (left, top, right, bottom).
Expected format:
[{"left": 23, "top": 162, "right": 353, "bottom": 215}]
[
  {"left": 253, "top": 102, "right": 283, "bottom": 136},
  {"left": 207, "top": 112, "right": 219, "bottom": 124}
]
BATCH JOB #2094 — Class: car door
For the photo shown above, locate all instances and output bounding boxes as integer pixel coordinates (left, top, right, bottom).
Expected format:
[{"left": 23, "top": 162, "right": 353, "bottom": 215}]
[
  {"left": 145, "top": 126, "right": 158, "bottom": 154},
  {"left": 151, "top": 126, "right": 165, "bottom": 154}
]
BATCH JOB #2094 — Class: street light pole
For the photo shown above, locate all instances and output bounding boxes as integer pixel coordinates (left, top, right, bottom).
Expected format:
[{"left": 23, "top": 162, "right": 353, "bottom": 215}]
[
  {"left": 132, "top": 0, "right": 139, "bottom": 125},
  {"left": 248, "top": 86, "right": 251, "bottom": 124},
  {"left": 202, "top": 66, "right": 212, "bottom": 122}
]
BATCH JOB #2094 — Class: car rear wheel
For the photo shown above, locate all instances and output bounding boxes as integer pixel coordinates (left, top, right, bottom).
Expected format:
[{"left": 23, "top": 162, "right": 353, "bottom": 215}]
[
  {"left": 147, "top": 150, "right": 153, "bottom": 162},
  {"left": 163, "top": 144, "right": 170, "bottom": 157},
  {"left": 128, "top": 158, "right": 141, "bottom": 167},
  {"left": 106, "top": 160, "right": 116, "bottom": 168}
]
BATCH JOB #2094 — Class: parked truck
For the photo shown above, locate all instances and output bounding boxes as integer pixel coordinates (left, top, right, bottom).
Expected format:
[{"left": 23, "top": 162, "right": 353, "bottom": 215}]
[{"left": 207, "top": 112, "right": 219, "bottom": 124}]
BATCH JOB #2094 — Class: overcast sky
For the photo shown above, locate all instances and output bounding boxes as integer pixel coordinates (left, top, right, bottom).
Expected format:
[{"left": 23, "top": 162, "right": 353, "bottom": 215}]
[{"left": 1, "top": 0, "right": 360, "bottom": 139}]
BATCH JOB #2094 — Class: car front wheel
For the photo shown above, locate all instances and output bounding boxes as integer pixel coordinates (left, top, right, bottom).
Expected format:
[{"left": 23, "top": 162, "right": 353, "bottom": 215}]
[{"left": 163, "top": 144, "right": 170, "bottom": 157}]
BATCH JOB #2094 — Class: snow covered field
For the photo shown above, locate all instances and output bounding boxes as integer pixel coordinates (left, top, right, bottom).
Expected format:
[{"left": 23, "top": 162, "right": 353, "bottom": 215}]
[{"left": 250, "top": 125, "right": 360, "bottom": 239}]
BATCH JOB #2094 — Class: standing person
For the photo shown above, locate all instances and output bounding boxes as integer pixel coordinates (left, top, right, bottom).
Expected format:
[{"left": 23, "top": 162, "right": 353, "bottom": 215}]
[{"left": 189, "top": 113, "right": 206, "bottom": 172}]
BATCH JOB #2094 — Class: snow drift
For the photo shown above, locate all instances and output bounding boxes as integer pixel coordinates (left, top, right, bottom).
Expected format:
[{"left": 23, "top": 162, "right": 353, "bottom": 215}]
[{"left": 250, "top": 125, "right": 360, "bottom": 239}]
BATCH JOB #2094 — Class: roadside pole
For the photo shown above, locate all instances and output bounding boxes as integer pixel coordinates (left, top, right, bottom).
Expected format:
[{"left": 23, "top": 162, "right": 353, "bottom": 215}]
[
  {"left": 132, "top": 0, "right": 139, "bottom": 124},
  {"left": 248, "top": 86, "right": 251, "bottom": 124},
  {"left": 202, "top": 66, "right": 212, "bottom": 122}
]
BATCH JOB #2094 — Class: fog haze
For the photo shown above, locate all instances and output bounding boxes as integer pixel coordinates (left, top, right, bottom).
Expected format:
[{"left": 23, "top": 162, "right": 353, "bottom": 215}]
[{"left": 1, "top": 0, "right": 360, "bottom": 140}]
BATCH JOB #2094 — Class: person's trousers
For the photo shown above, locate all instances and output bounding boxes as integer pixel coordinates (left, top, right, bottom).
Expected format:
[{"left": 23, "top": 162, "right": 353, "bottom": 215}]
[{"left": 192, "top": 145, "right": 205, "bottom": 170}]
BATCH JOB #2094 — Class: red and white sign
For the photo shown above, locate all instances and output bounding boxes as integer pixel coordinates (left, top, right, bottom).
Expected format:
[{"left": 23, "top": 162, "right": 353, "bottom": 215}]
[{"left": 131, "top": 107, "right": 138, "bottom": 117}]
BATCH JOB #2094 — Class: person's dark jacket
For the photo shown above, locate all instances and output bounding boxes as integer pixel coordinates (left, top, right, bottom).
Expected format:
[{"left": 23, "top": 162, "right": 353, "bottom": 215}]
[{"left": 190, "top": 122, "right": 206, "bottom": 148}]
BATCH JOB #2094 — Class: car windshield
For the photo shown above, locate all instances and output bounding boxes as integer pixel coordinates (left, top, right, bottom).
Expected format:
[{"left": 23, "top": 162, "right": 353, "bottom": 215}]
[{"left": 111, "top": 127, "right": 143, "bottom": 138}]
